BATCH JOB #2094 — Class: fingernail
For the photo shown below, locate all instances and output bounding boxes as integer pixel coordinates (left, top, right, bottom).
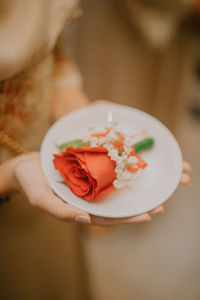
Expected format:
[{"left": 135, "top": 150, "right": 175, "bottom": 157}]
[{"left": 75, "top": 215, "right": 91, "bottom": 224}]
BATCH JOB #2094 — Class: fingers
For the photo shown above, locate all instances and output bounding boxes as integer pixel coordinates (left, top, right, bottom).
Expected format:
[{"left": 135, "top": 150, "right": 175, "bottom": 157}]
[
  {"left": 180, "top": 161, "right": 192, "bottom": 186},
  {"left": 91, "top": 203, "right": 167, "bottom": 226},
  {"left": 180, "top": 173, "right": 191, "bottom": 185},
  {"left": 183, "top": 161, "right": 192, "bottom": 173},
  {"left": 14, "top": 155, "right": 91, "bottom": 224},
  {"left": 91, "top": 213, "right": 151, "bottom": 226},
  {"left": 149, "top": 205, "right": 165, "bottom": 215},
  {"left": 34, "top": 192, "right": 91, "bottom": 224},
  {"left": 12, "top": 152, "right": 185, "bottom": 226}
]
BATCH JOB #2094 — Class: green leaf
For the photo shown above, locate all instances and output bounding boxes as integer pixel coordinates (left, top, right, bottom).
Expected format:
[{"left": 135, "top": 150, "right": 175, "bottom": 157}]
[
  {"left": 56, "top": 137, "right": 154, "bottom": 154},
  {"left": 59, "top": 180, "right": 69, "bottom": 188},
  {"left": 134, "top": 138, "right": 154, "bottom": 154},
  {"left": 57, "top": 139, "right": 90, "bottom": 152}
]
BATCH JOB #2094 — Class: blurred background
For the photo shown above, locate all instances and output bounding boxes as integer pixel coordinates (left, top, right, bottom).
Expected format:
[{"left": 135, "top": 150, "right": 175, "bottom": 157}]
[{"left": 66, "top": 0, "right": 200, "bottom": 299}]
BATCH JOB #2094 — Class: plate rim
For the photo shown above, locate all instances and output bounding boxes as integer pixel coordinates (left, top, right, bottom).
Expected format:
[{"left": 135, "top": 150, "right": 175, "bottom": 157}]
[{"left": 40, "top": 101, "right": 183, "bottom": 218}]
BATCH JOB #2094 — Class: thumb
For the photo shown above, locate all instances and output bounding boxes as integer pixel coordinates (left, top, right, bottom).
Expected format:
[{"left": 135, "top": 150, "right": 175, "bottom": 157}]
[{"left": 31, "top": 191, "right": 91, "bottom": 224}]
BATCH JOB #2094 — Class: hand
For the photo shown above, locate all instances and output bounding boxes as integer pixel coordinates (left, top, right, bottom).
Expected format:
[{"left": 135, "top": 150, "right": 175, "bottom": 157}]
[
  {"left": 0, "top": 152, "right": 191, "bottom": 226},
  {"left": 0, "top": 152, "right": 91, "bottom": 224}
]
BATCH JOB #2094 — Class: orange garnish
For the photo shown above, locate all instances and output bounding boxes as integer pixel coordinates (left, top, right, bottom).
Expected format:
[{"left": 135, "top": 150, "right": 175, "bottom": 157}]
[
  {"left": 91, "top": 128, "right": 112, "bottom": 138},
  {"left": 118, "top": 133, "right": 124, "bottom": 141},
  {"left": 136, "top": 155, "right": 147, "bottom": 169},
  {"left": 128, "top": 145, "right": 135, "bottom": 157},
  {"left": 111, "top": 140, "right": 124, "bottom": 152},
  {"left": 127, "top": 166, "right": 138, "bottom": 173}
]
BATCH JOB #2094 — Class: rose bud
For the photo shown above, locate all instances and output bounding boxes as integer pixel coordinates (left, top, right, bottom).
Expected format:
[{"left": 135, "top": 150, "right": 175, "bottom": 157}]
[{"left": 53, "top": 146, "right": 116, "bottom": 201}]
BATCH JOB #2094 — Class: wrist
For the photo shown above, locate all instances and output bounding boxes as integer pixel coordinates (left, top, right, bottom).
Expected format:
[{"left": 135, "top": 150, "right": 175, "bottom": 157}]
[
  {"left": 0, "top": 158, "right": 17, "bottom": 194},
  {"left": 0, "top": 153, "right": 30, "bottom": 194}
]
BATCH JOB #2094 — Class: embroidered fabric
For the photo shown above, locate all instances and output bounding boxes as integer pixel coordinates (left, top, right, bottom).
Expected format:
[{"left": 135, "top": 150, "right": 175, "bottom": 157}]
[{"left": 0, "top": 55, "right": 54, "bottom": 162}]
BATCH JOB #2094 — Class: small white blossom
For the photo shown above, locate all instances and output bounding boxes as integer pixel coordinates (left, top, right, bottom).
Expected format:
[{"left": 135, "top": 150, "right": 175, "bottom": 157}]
[
  {"left": 90, "top": 137, "right": 98, "bottom": 147},
  {"left": 88, "top": 125, "right": 146, "bottom": 191},
  {"left": 119, "top": 164, "right": 126, "bottom": 173},
  {"left": 115, "top": 164, "right": 123, "bottom": 173},
  {"left": 124, "top": 145, "right": 132, "bottom": 155},
  {"left": 116, "top": 156, "right": 123, "bottom": 164},
  {"left": 104, "top": 143, "right": 113, "bottom": 151},
  {"left": 127, "top": 156, "right": 138, "bottom": 165},
  {"left": 116, "top": 160, "right": 126, "bottom": 171},
  {"left": 98, "top": 137, "right": 106, "bottom": 145},
  {"left": 121, "top": 152, "right": 128, "bottom": 161},
  {"left": 113, "top": 179, "right": 125, "bottom": 189},
  {"left": 106, "top": 130, "right": 117, "bottom": 142},
  {"left": 108, "top": 149, "right": 119, "bottom": 161},
  {"left": 116, "top": 170, "right": 124, "bottom": 180}
]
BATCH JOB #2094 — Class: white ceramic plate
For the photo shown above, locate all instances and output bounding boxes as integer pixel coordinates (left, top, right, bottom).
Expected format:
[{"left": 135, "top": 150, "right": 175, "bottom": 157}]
[{"left": 40, "top": 102, "right": 182, "bottom": 218}]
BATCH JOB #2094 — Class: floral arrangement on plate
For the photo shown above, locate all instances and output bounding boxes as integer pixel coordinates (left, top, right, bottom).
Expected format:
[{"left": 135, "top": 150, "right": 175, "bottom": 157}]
[{"left": 53, "top": 125, "right": 154, "bottom": 201}]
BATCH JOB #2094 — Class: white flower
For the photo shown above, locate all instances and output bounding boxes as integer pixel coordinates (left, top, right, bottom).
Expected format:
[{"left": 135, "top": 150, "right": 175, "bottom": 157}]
[
  {"left": 88, "top": 126, "right": 145, "bottom": 191},
  {"left": 123, "top": 145, "right": 132, "bottom": 155},
  {"left": 116, "top": 157, "right": 125, "bottom": 166},
  {"left": 104, "top": 143, "right": 113, "bottom": 151},
  {"left": 121, "top": 152, "right": 128, "bottom": 161},
  {"left": 116, "top": 159, "right": 126, "bottom": 171},
  {"left": 90, "top": 137, "right": 98, "bottom": 147},
  {"left": 113, "top": 179, "right": 125, "bottom": 189},
  {"left": 106, "top": 130, "right": 117, "bottom": 142},
  {"left": 99, "top": 137, "right": 106, "bottom": 145},
  {"left": 116, "top": 170, "right": 124, "bottom": 180},
  {"left": 127, "top": 156, "right": 138, "bottom": 165},
  {"left": 108, "top": 149, "right": 119, "bottom": 161},
  {"left": 115, "top": 164, "right": 123, "bottom": 173},
  {"left": 116, "top": 156, "right": 123, "bottom": 164}
]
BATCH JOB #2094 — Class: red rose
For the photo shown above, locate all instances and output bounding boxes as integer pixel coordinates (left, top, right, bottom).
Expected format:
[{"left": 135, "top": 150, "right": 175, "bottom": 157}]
[{"left": 53, "top": 146, "right": 116, "bottom": 201}]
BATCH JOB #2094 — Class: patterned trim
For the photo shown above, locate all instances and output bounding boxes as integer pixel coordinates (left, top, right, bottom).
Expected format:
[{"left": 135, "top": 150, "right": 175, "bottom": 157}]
[{"left": 0, "top": 129, "right": 26, "bottom": 155}]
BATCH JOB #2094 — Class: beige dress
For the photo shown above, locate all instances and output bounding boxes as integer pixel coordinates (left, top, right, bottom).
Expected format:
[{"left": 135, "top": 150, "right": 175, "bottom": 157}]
[{"left": 0, "top": 1, "right": 90, "bottom": 299}]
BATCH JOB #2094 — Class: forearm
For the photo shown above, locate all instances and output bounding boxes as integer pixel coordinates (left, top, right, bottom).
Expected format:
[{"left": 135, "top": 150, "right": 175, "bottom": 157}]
[
  {"left": 51, "top": 55, "right": 90, "bottom": 121},
  {"left": 51, "top": 87, "right": 89, "bottom": 121}
]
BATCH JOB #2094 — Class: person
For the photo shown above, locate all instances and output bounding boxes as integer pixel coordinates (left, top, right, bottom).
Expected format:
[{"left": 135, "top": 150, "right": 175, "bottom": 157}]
[
  {"left": 0, "top": 0, "right": 191, "bottom": 299},
  {"left": 0, "top": 0, "right": 191, "bottom": 226}
]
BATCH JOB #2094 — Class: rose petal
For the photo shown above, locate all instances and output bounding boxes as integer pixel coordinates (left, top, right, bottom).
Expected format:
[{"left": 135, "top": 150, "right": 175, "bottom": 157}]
[
  {"left": 84, "top": 151, "right": 116, "bottom": 193},
  {"left": 53, "top": 146, "right": 116, "bottom": 201},
  {"left": 93, "top": 183, "right": 115, "bottom": 200}
]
